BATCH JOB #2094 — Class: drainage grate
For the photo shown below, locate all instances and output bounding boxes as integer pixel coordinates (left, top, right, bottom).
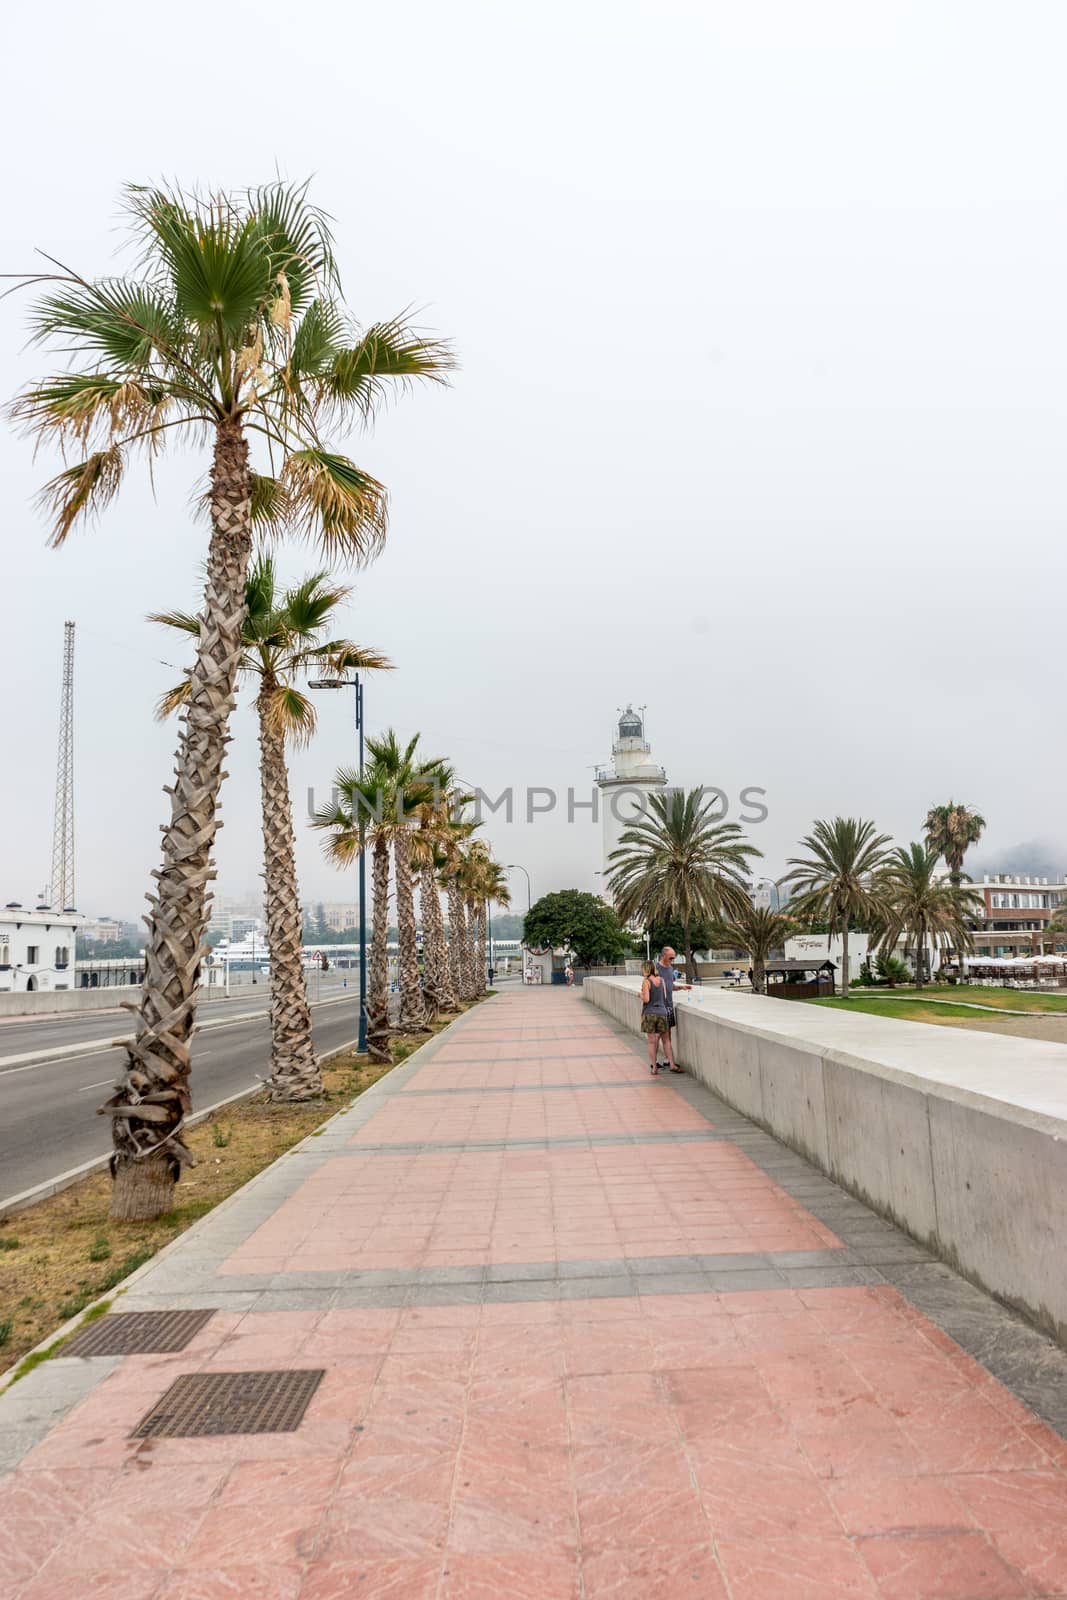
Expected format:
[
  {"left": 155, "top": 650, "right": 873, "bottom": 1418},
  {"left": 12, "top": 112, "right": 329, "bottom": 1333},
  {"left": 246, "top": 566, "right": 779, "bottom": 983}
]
[
  {"left": 131, "top": 1369, "right": 325, "bottom": 1439},
  {"left": 65, "top": 1309, "right": 216, "bottom": 1358}
]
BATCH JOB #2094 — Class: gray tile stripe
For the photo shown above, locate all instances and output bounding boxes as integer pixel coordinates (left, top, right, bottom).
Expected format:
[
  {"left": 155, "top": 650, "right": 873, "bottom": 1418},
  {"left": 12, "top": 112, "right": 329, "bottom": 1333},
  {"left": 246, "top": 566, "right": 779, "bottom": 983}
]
[
  {"left": 399, "top": 1079, "right": 675, "bottom": 1096},
  {"left": 343, "top": 1129, "right": 729, "bottom": 1154}
]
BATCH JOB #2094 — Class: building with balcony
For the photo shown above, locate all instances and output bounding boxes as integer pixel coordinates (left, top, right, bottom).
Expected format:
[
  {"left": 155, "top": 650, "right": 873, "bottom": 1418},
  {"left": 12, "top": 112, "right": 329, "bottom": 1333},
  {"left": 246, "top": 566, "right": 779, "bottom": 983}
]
[
  {"left": 968, "top": 873, "right": 1067, "bottom": 958},
  {"left": 0, "top": 900, "right": 83, "bottom": 992}
]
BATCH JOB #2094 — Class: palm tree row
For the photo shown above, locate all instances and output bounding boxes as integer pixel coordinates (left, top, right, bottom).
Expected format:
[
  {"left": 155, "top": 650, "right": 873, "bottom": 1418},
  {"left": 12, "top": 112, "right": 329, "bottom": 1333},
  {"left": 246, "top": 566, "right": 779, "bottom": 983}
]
[
  {"left": 11, "top": 181, "right": 455, "bottom": 1217},
  {"left": 603, "top": 790, "right": 986, "bottom": 996},
  {"left": 315, "top": 756, "right": 510, "bottom": 1060}
]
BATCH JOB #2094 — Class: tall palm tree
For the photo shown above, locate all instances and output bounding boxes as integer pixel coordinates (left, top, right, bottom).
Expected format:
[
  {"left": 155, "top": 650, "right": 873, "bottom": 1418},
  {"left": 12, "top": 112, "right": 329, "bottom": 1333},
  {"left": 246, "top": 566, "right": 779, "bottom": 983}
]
[
  {"left": 441, "top": 815, "right": 478, "bottom": 1002},
  {"left": 315, "top": 757, "right": 396, "bottom": 1065},
  {"left": 469, "top": 850, "right": 512, "bottom": 984},
  {"left": 719, "top": 904, "right": 797, "bottom": 993},
  {"left": 11, "top": 182, "right": 453, "bottom": 1218},
  {"left": 154, "top": 557, "right": 390, "bottom": 1100},
  {"left": 362, "top": 731, "right": 441, "bottom": 1034},
  {"left": 607, "top": 789, "right": 760, "bottom": 981},
  {"left": 411, "top": 767, "right": 459, "bottom": 1018},
  {"left": 875, "top": 844, "right": 982, "bottom": 987},
  {"left": 924, "top": 802, "right": 986, "bottom": 888},
  {"left": 784, "top": 817, "right": 892, "bottom": 1000}
]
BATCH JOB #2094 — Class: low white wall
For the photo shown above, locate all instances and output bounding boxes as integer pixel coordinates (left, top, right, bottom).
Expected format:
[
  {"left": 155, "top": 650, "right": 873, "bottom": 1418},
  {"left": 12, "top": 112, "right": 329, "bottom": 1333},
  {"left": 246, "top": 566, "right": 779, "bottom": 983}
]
[
  {"left": 0, "top": 980, "right": 260, "bottom": 1018},
  {"left": 584, "top": 976, "right": 1067, "bottom": 1344}
]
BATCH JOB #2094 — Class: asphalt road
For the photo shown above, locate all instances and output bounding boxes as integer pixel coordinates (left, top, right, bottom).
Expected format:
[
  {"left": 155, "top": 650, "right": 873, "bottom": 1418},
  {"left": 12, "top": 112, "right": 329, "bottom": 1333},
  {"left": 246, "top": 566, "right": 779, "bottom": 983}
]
[
  {"left": 0, "top": 974, "right": 352, "bottom": 1061},
  {"left": 0, "top": 994, "right": 364, "bottom": 1209}
]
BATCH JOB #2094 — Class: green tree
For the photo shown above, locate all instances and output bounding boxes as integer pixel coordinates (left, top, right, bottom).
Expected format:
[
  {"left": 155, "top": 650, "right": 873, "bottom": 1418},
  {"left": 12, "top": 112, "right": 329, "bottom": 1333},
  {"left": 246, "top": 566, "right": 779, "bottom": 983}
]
[
  {"left": 11, "top": 181, "right": 452, "bottom": 1219},
  {"left": 645, "top": 917, "right": 723, "bottom": 959},
  {"left": 874, "top": 843, "right": 982, "bottom": 988},
  {"left": 718, "top": 904, "right": 797, "bottom": 993},
  {"left": 923, "top": 801, "right": 986, "bottom": 888},
  {"left": 154, "top": 557, "right": 390, "bottom": 1100},
  {"left": 523, "top": 890, "right": 632, "bottom": 967},
  {"left": 784, "top": 817, "right": 892, "bottom": 1001},
  {"left": 607, "top": 789, "right": 759, "bottom": 981}
]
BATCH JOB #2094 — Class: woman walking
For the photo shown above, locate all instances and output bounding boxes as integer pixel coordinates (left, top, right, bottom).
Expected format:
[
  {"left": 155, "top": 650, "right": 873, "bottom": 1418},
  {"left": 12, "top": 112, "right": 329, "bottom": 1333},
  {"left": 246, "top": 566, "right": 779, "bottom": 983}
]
[{"left": 640, "top": 959, "right": 670, "bottom": 1074}]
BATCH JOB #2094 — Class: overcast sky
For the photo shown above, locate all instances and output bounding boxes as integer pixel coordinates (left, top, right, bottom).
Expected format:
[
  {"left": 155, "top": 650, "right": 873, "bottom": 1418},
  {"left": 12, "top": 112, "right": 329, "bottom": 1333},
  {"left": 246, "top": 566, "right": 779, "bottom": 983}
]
[{"left": 2, "top": 0, "right": 1064, "bottom": 923}]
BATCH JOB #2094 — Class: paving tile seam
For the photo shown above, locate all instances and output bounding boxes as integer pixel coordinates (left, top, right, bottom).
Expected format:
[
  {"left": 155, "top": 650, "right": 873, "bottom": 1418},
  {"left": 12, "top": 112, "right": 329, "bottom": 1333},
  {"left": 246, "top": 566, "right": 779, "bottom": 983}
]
[
  {"left": 341, "top": 1129, "right": 730, "bottom": 1153},
  {"left": 397, "top": 1078, "right": 663, "bottom": 1094}
]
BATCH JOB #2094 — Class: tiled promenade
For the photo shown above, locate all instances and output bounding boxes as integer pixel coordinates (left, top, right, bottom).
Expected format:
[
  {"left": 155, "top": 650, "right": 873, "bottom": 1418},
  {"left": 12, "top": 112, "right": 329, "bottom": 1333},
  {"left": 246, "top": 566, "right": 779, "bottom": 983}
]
[{"left": 2, "top": 988, "right": 1067, "bottom": 1598}]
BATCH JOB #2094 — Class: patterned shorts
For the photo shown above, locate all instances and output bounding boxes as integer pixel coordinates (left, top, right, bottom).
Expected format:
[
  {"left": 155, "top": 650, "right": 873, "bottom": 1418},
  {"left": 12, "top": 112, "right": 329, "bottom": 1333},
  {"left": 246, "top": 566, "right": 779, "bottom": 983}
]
[{"left": 641, "top": 1014, "right": 669, "bottom": 1034}]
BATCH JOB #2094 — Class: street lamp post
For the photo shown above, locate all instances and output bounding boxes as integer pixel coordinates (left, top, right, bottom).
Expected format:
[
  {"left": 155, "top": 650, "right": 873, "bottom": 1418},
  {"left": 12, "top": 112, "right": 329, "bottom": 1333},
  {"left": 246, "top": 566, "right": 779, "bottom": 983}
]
[
  {"left": 310, "top": 674, "right": 368, "bottom": 1054},
  {"left": 506, "top": 863, "right": 531, "bottom": 912}
]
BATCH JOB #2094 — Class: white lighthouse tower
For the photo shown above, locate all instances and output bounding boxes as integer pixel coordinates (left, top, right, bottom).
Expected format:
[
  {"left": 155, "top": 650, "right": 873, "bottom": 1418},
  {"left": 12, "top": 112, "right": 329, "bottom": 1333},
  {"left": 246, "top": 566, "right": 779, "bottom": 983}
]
[{"left": 595, "top": 706, "right": 668, "bottom": 888}]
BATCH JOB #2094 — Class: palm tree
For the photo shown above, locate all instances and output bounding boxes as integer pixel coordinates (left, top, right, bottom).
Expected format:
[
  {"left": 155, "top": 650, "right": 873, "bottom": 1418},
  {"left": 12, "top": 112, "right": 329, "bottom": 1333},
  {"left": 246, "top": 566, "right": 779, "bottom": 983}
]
[
  {"left": 315, "top": 757, "right": 396, "bottom": 1065},
  {"left": 410, "top": 764, "right": 459, "bottom": 1019},
  {"left": 154, "top": 557, "right": 390, "bottom": 1100},
  {"left": 607, "top": 789, "right": 759, "bottom": 981},
  {"left": 875, "top": 844, "right": 982, "bottom": 987},
  {"left": 719, "top": 904, "right": 797, "bottom": 993},
  {"left": 11, "top": 182, "right": 453, "bottom": 1218},
  {"left": 784, "top": 817, "right": 892, "bottom": 1000},
  {"left": 472, "top": 852, "right": 512, "bottom": 983},
  {"left": 924, "top": 802, "right": 986, "bottom": 888},
  {"left": 440, "top": 815, "right": 478, "bottom": 1003},
  {"left": 364, "top": 731, "right": 441, "bottom": 1034}
]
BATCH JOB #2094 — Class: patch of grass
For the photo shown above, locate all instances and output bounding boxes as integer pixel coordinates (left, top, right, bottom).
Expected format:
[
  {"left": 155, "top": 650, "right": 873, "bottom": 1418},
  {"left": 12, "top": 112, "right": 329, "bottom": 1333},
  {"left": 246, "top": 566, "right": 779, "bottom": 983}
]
[
  {"left": 0, "top": 1321, "right": 11, "bottom": 1347},
  {"left": 211, "top": 1123, "right": 231, "bottom": 1148},
  {"left": 808, "top": 995, "right": 1009, "bottom": 1023},
  {"left": 0, "top": 1001, "right": 470, "bottom": 1372},
  {"left": 0, "top": 1239, "right": 20, "bottom": 1253},
  {"left": 884, "top": 985, "right": 1067, "bottom": 1014},
  {"left": 87, "top": 1234, "right": 112, "bottom": 1263}
]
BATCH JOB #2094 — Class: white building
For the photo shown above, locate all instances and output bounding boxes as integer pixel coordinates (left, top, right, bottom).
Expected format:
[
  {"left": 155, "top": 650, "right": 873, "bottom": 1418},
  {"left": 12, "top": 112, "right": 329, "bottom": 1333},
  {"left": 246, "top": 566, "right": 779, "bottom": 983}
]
[
  {"left": 785, "top": 931, "right": 870, "bottom": 984},
  {"left": 751, "top": 879, "right": 782, "bottom": 912},
  {"left": 80, "top": 917, "right": 124, "bottom": 943},
  {"left": 0, "top": 900, "right": 84, "bottom": 992},
  {"left": 595, "top": 706, "right": 668, "bottom": 882}
]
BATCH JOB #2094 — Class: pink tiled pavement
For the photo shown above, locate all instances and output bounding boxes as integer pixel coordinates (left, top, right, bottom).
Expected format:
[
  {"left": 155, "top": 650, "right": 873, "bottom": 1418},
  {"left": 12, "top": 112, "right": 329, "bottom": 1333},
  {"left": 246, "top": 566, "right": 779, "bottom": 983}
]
[
  {"left": 348, "top": 1083, "right": 710, "bottom": 1144},
  {"left": 4, "top": 1290, "right": 1067, "bottom": 1598},
  {"left": 3, "top": 989, "right": 1066, "bottom": 1600},
  {"left": 400, "top": 1055, "right": 650, "bottom": 1090},
  {"left": 223, "top": 1141, "right": 841, "bottom": 1274}
]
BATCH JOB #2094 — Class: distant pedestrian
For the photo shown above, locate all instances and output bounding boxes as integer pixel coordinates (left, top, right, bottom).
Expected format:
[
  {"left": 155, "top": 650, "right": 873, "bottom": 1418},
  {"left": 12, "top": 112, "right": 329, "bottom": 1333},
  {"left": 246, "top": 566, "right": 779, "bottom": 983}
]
[
  {"left": 639, "top": 959, "right": 670, "bottom": 1074},
  {"left": 565, "top": 964, "right": 574, "bottom": 987},
  {"left": 656, "top": 946, "right": 685, "bottom": 1072}
]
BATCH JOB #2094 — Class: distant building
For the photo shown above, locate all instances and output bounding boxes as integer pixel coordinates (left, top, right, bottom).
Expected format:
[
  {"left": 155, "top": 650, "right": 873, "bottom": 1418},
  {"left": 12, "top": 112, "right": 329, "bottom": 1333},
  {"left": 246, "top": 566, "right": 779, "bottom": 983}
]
[
  {"left": 322, "top": 903, "right": 359, "bottom": 933},
  {"left": 969, "top": 873, "right": 1067, "bottom": 958},
  {"left": 0, "top": 899, "right": 83, "bottom": 992},
  {"left": 595, "top": 706, "right": 668, "bottom": 884},
  {"left": 80, "top": 917, "right": 124, "bottom": 943},
  {"left": 750, "top": 879, "right": 781, "bottom": 912}
]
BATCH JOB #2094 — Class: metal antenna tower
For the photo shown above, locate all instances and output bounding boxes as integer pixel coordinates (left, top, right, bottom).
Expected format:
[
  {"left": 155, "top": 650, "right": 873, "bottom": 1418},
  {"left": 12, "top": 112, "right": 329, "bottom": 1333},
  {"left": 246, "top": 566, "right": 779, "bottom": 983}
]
[{"left": 49, "top": 620, "right": 76, "bottom": 910}]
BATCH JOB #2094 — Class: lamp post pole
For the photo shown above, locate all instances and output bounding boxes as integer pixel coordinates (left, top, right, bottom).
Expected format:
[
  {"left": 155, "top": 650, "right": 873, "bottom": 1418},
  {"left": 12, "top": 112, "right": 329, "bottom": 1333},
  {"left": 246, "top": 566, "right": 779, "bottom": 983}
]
[
  {"left": 507, "top": 863, "right": 531, "bottom": 912},
  {"left": 354, "top": 674, "right": 367, "bottom": 1055}
]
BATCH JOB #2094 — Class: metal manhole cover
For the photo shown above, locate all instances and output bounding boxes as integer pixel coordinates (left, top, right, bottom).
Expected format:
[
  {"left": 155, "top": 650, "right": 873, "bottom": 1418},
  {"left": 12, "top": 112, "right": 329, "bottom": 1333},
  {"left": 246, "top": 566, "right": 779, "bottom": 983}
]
[
  {"left": 131, "top": 1369, "right": 325, "bottom": 1438},
  {"left": 65, "top": 1309, "right": 216, "bottom": 1358}
]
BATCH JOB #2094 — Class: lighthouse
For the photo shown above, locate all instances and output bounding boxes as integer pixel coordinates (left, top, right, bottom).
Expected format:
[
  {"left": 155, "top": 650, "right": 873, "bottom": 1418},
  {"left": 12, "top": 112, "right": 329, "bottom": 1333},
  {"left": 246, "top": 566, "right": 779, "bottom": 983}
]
[{"left": 595, "top": 706, "right": 668, "bottom": 888}]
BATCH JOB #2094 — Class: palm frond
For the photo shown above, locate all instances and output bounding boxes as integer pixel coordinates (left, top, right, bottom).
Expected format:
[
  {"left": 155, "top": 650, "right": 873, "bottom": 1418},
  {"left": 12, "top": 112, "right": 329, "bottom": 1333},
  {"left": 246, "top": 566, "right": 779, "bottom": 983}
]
[
  {"left": 154, "top": 679, "right": 192, "bottom": 720},
  {"left": 321, "top": 317, "right": 456, "bottom": 421},
  {"left": 147, "top": 608, "right": 201, "bottom": 635},
  {"left": 281, "top": 448, "right": 387, "bottom": 563},
  {"left": 38, "top": 446, "right": 124, "bottom": 545},
  {"left": 263, "top": 683, "right": 316, "bottom": 748},
  {"left": 126, "top": 187, "right": 276, "bottom": 338}
]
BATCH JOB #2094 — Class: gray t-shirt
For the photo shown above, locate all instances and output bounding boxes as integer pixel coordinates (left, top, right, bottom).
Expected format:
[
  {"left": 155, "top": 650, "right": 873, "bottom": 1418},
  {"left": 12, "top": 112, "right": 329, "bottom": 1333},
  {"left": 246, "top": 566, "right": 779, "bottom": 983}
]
[{"left": 656, "top": 962, "right": 678, "bottom": 1009}]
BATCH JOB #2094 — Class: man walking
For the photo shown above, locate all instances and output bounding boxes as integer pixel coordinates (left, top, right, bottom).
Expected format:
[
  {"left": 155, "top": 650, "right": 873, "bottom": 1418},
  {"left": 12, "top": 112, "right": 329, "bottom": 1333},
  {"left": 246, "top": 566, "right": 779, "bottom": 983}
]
[{"left": 655, "top": 945, "right": 686, "bottom": 1072}]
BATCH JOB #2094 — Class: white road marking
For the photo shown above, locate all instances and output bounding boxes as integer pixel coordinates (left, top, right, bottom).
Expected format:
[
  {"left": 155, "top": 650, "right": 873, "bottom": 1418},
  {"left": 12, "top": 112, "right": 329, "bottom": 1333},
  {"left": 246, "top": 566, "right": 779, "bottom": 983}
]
[{"left": 77, "top": 1079, "right": 115, "bottom": 1092}]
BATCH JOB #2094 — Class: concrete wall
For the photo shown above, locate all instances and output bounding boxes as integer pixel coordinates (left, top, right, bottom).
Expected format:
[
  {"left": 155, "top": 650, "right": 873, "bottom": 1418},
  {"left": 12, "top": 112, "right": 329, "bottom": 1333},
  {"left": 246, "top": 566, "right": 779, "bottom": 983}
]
[
  {"left": 0, "top": 977, "right": 263, "bottom": 1018},
  {"left": 584, "top": 975, "right": 1067, "bottom": 1344}
]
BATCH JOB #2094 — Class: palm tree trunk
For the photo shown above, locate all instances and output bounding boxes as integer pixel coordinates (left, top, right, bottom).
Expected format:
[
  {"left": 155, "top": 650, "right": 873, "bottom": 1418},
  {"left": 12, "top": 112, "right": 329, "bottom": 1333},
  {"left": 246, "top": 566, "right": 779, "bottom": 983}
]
[
  {"left": 367, "top": 834, "right": 392, "bottom": 1063},
  {"left": 915, "top": 915, "right": 926, "bottom": 989},
  {"left": 471, "top": 902, "right": 487, "bottom": 997},
  {"left": 753, "top": 954, "right": 766, "bottom": 993},
  {"left": 447, "top": 875, "right": 466, "bottom": 999},
  {"left": 108, "top": 420, "right": 252, "bottom": 1221},
  {"left": 683, "top": 918, "right": 696, "bottom": 984},
  {"left": 462, "top": 897, "right": 480, "bottom": 1000},
  {"left": 840, "top": 925, "right": 850, "bottom": 1000},
  {"left": 395, "top": 838, "right": 427, "bottom": 1032},
  {"left": 258, "top": 690, "right": 322, "bottom": 1102},
  {"left": 422, "top": 862, "right": 455, "bottom": 1013}
]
